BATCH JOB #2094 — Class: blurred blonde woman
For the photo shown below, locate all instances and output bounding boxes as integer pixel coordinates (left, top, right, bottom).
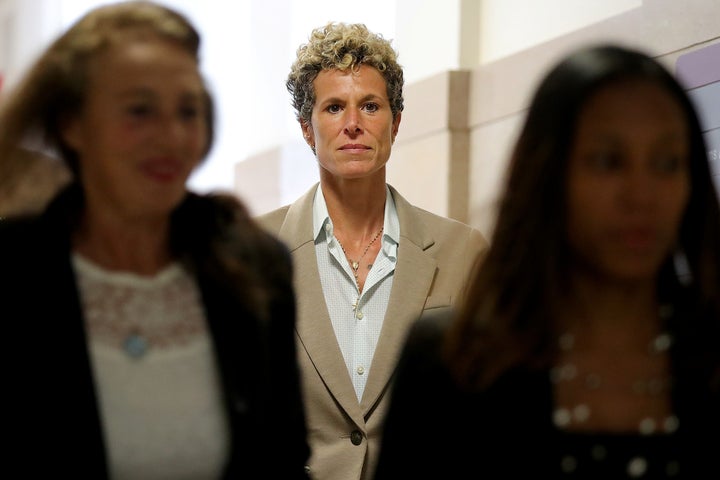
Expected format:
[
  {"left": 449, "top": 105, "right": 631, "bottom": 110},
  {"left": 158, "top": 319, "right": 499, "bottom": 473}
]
[{"left": 0, "top": 2, "right": 309, "bottom": 478}]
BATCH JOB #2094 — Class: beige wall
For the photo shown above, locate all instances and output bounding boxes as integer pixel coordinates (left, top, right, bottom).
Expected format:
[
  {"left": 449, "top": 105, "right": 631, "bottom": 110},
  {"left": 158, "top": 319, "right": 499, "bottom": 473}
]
[
  {"left": 235, "top": 0, "right": 719, "bottom": 238},
  {"left": 464, "top": 0, "right": 719, "bottom": 237},
  {"left": 388, "top": 70, "right": 472, "bottom": 221},
  {"left": 388, "top": 0, "right": 720, "bottom": 237}
]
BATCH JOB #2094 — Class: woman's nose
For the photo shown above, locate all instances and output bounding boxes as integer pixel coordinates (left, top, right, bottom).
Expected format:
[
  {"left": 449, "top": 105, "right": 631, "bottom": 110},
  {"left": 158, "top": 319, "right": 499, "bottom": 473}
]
[
  {"left": 621, "top": 168, "right": 657, "bottom": 210},
  {"left": 343, "top": 110, "right": 362, "bottom": 135}
]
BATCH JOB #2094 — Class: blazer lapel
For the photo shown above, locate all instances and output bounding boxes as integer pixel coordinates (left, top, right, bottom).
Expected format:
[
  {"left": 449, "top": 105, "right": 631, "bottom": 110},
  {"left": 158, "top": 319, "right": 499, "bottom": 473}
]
[
  {"left": 276, "top": 185, "right": 365, "bottom": 425},
  {"left": 360, "top": 186, "right": 437, "bottom": 413},
  {"left": 275, "top": 185, "right": 442, "bottom": 423}
]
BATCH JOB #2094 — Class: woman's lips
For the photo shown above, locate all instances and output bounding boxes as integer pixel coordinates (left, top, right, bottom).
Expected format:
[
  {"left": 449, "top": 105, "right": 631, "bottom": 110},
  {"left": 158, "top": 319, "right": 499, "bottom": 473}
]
[
  {"left": 613, "top": 227, "right": 657, "bottom": 249},
  {"left": 340, "top": 144, "right": 370, "bottom": 152},
  {"left": 141, "top": 158, "right": 183, "bottom": 182}
]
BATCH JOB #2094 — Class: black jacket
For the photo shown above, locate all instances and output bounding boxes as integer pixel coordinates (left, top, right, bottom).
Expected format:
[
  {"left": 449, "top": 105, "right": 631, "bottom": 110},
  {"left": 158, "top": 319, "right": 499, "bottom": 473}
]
[
  {"left": 1, "top": 185, "right": 310, "bottom": 478},
  {"left": 374, "top": 307, "right": 720, "bottom": 479}
]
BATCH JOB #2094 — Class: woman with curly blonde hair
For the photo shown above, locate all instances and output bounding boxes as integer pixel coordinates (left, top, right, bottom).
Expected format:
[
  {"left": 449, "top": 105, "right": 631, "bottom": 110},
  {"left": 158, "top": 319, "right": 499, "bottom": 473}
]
[{"left": 258, "top": 21, "right": 488, "bottom": 480}]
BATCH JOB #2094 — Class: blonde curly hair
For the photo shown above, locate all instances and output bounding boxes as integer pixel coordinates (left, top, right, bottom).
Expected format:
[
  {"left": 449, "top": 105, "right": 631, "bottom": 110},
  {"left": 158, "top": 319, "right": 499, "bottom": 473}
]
[{"left": 286, "top": 22, "right": 404, "bottom": 124}]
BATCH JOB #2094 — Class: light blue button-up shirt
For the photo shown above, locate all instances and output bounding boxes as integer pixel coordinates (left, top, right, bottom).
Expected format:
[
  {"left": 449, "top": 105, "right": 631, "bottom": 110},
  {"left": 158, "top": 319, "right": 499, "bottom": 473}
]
[{"left": 312, "top": 184, "right": 399, "bottom": 401}]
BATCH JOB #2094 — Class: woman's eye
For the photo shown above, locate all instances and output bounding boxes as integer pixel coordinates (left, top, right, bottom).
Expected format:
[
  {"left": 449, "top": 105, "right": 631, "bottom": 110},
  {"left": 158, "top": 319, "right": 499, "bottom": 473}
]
[
  {"left": 127, "top": 104, "right": 152, "bottom": 117},
  {"left": 179, "top": 105, "right": 201, "bottom": 120},
  {"left": 586, "top": 152, "right": 620, "bottom": 172},
  {"left": 363, "top": 103, "right": 379, "bottom": 113},
  {"left": 652, "top": 154, "right": 685, "bottom": 173}
]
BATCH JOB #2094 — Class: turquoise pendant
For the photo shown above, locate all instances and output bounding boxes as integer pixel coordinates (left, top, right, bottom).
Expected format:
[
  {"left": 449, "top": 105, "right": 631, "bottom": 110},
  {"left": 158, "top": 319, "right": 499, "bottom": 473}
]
[{"left": 124, "top": 334, "right": 148, "bottom": 358}]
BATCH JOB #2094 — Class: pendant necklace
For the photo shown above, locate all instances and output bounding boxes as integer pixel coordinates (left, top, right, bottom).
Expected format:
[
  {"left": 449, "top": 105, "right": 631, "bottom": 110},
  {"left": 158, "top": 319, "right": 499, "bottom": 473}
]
[
  {"left": 550, "top": 305, "right": 677, "bottom": 434},
  {"left": 123, "top": 331, "right": 149, "bottom": 358},
  {"left": 336, "top": 226, "right": 384, "bottom": 288}
]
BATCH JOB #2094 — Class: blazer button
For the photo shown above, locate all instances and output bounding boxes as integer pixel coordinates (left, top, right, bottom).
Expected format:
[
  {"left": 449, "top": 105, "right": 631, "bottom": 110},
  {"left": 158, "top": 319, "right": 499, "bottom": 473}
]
[{"left": 350, "top": 430, "right": 363, "bottom": 445}]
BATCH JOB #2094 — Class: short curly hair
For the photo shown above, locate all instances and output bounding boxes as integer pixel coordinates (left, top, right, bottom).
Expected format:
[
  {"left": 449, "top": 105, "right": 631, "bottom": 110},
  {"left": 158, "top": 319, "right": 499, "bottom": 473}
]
[{"left": 286, "top": 22, "right": 404, "bottom": 124}]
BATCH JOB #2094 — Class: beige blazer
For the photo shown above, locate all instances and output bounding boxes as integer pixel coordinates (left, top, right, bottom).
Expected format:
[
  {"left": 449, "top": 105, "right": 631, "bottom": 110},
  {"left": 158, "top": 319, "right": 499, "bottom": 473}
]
[{"left": 257, "top": 183, "right": 488, "bottom": 480}]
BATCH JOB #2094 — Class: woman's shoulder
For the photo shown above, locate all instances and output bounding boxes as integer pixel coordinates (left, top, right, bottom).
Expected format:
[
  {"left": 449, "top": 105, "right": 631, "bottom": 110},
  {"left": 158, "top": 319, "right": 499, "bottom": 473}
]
[
  {"left": 414, "top": 307, "right": 456, "bottom": 335},
  {"left": 0, "top": 199, "right": 67, "bottom": 250},
  {"left": 176, "top": 192, "right": 292, "bottom": 273},
  {"left": 0, "top": 214, "right": 39, "bottom": 252},
  {"left": 176, "top": 192, "right": 283, "bottom": 246},
  {"left": 401, "top": 307, "right": 457, "bottom": 361}
]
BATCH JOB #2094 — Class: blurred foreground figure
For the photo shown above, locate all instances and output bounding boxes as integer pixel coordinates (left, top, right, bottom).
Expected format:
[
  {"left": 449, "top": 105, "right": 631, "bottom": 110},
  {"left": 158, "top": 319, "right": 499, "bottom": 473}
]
[
  {"left": 374, "top": 44, "right": 720, "bottom": 479},
  {"left": 0, "top": 2, "right": 309, "bottom": 478}
]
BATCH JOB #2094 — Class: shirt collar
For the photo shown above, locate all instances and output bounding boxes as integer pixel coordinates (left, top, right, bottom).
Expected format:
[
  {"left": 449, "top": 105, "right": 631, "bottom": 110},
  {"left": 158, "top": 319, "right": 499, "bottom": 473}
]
[{"left": 312, "top": 183, "right": 400, "bottom": 247}]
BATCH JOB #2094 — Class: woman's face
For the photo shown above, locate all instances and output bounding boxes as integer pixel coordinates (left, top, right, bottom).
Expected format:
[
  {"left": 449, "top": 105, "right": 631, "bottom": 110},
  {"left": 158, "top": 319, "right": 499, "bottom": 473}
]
[
  {"left": 566, "top": 79, "right": 690, "bottom": 283},
  {"left": 62, "top": 35, "right": 207, "bottom": 221},
  {"left": 302, "top": 64, "right": 401, "bottom": 182}
]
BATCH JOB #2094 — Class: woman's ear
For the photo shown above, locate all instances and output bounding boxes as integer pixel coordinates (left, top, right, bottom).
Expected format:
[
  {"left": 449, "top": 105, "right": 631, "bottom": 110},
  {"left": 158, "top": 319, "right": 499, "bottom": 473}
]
[
  {"left": 301, "top": 121, "right": 315, "bottom": 153},
  {"left": 391, "top": 112, "right": 402, "bottom": 143}
]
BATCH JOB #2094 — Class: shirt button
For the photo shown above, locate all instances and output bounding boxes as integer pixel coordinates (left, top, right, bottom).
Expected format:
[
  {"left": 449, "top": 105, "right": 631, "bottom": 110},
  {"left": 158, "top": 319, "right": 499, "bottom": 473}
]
[
  {"left": 356, "top": 366, "right": 365, "bottom": 375},
  {"left": 350, "top": 430, "right": 363, "bottom": 445},
  {"left": 325, "top": 224, "right": 331, "bottom": 232},
  {"left": 356, "top": 311, "right": 364, "bottom": 319}
]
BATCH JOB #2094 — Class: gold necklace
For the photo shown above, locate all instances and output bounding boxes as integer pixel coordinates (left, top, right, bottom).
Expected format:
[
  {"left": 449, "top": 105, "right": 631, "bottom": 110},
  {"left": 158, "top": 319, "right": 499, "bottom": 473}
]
[{"left": 336, "top": 226, "right": 384, "bottom": 285}]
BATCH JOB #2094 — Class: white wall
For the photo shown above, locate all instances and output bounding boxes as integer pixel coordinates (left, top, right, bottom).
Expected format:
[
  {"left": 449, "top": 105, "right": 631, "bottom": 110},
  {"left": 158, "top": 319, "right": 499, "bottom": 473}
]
[
  {"left": 478, "top": 0, "right": 642, "bottom": 63},
  {"left": 394, "top": 0, "right": 466, "bottom": 83},
  {"left": 0, "top": 0, "right": 396, "bottom": 195},
  {"left": 0, "top": 0, "right": 61, "bottom": 91}
]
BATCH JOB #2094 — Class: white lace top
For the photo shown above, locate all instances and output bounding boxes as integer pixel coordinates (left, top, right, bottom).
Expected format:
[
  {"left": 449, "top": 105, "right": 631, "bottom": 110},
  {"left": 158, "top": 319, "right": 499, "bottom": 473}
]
[{"left": 72, "top": 254, "right": 230, "bottom": 480}]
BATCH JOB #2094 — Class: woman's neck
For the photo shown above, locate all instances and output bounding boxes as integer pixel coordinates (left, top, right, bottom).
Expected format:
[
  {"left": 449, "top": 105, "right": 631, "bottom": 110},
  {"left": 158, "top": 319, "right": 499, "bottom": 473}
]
[
  {"left": 560, "top": 268, "right": 661, "bottom": 345},
  {"left": 73, "top": 206, "right": 173, "bottom": 276},
  {"left": 552, "top": 271, "right": 674, "bottom": 434},
  {"left": 321, "top": 176, "right": 386, "bottom": 238}
]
